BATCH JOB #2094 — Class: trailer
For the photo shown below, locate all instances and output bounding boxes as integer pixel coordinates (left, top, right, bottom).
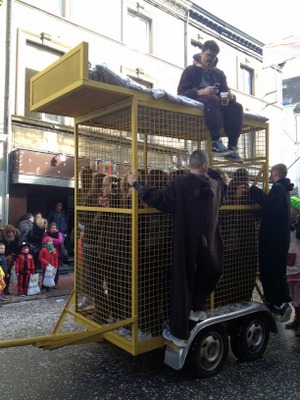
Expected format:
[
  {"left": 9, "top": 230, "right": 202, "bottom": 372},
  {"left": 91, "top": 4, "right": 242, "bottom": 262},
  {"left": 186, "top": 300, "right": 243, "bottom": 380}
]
[{"left": 0, "top": 42, "right": 277, "bottom": 378}]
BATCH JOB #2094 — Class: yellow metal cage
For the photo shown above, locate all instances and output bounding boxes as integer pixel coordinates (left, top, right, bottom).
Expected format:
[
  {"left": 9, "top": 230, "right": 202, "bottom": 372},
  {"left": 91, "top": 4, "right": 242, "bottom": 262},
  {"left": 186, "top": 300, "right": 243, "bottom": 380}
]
[
  {"left": 0, "top": 42, "right": 269, "bottom": 355},
  {"left": 73, "top": 92, "right": 268, "bottom": 355}
]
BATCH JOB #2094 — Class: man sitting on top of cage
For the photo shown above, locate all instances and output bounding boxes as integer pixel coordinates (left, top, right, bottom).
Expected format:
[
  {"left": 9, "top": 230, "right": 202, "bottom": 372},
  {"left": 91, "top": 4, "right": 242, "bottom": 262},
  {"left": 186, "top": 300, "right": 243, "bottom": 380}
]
[
  {"left": 177, "top": 40, "right": 243, "bottom": 164},
  {"left": 127, "top": 150, "right": 227, "bottom": 347}
]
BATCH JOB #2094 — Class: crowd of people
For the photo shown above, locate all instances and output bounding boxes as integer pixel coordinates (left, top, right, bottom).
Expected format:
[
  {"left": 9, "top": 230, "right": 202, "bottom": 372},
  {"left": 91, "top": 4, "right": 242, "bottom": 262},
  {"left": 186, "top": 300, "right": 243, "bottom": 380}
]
[{"left": 0, "top": 202, "right": 68, "bottom": 299}]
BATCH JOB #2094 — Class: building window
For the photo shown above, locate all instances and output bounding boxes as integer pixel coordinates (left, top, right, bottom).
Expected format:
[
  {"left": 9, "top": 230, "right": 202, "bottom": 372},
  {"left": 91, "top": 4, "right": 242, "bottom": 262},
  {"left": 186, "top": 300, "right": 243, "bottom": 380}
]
[
  {"left": 24, "top": 42, "right": 65, "bottom": 123},
  {"left": 25, "top": 0, "right": 64, "bottom": 16},
  {"left": 126, "top": 9, "right": 152, "bottom": 53},
  {"left": 240, "top": 65, "right": 254, "bottom": 95}
]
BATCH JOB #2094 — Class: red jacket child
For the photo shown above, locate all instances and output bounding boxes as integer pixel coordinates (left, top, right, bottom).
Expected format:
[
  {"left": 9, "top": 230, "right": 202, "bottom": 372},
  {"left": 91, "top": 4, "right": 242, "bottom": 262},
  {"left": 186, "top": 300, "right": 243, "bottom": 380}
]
[
  {"left": 15, "top": 242, "right": 35, "bottom": 295},
  {"left": 39, "top": 236, "right": 58, "bottom": 292},
  {"left": 39, "top": 236, "right": 59, "bottom": 270}
]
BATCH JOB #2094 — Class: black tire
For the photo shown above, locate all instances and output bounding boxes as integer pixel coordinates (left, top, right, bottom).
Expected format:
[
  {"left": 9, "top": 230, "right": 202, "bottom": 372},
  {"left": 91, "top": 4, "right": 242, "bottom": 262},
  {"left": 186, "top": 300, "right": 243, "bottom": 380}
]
[
  {"left": 189, "top": 324, "right": 229, "bottom": 378},
  {"left": 230, "top": 313, "right": 269, "bottom": 361}
]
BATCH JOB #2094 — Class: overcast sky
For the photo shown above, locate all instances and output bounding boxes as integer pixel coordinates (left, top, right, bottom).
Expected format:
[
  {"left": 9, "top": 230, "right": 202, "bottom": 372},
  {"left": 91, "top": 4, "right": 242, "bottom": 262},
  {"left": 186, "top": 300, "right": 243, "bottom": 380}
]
[{"left": 195, "top": 1, "right": 298, "bottom": 44}]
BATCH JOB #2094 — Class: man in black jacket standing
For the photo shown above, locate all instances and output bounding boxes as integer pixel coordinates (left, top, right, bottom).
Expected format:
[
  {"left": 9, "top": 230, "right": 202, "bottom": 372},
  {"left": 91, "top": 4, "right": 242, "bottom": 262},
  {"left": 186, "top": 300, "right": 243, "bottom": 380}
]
[
  {"left": 178, "top": 40, "right": 243, "bottom": 163},
  {"left": 250, "top": 163, "right": 294, "bottom": 322}
]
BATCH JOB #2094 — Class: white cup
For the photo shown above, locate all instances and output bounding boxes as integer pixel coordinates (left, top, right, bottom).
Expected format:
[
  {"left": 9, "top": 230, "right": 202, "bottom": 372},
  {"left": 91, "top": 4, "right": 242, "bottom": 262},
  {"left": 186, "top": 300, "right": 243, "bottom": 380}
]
[{"left": 220, "top": 92, "right": 229, "bottom": 106}]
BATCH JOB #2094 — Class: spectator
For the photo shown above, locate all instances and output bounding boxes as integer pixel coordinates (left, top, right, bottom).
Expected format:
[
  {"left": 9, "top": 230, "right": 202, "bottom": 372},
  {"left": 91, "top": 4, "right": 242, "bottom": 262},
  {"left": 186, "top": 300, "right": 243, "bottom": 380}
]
[
  {"left": 30, "top": 217, "right": 48, "bottom": 268},
  {"left": 39, "top": 236, "right": 59, "bottom": 292},
  {"left": 78, "top": 166, "right": 93, "bottom": 205},
  {"left": 0, "top": 242, "right": 8, "bottom": 300},
  {"left": 0, "top": 264, "right": 6, "bottom": 301},
  {"left": 17, "top": 213, "right": 34, "bottom": 246},
  {"left": 84, "top": 172, "right": 106, "bottom": 206},
  {"left": 47, "top": 202, "right": 68, "bottom": 241},
  {"left": 0, "top": 224, "right": 20, "bottom": 295},
  {"left": 42, "top": 222, "right": 63, "bottom": 287},
  {"left": 286, "top": 196, "right": 300, "bottom": 335},
  {"left": 250, "top": 163, "right": 294, "bottom": 322},
  {"left": 147, "top": 169, "right": 168, "bottom": 188},
  {"left": 98, "top": 175, "right": 121, "bottom": 208},
  {"left": 34, "top": 212, "right": 43, "bottom": 224},
  {"left": 15, "top": 241, "right": 35, "bottom": 296},
  {"left": 177, "top": 40, "right": 243, "bottom": 163},
  {"left": 128, "top": 150, "right": 226, "bottom": 347}
]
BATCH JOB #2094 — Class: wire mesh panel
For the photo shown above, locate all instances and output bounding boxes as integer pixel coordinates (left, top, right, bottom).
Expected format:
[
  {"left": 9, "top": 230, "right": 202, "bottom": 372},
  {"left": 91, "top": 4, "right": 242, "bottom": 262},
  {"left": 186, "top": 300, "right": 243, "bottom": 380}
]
[
  {"left": 73, "top": 95, "right": 268, "bottom": 354},
  {"left": 215, "top": 207, "right": 262, "bottom": 306},
  {"left": 137, "top": 212, "right": 173, "bottom": 337}
]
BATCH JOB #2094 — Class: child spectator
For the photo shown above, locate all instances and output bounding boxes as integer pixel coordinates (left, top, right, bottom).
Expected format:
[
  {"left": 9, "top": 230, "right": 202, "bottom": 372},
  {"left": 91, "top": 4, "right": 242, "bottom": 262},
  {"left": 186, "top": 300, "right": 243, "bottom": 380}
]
[
  {"left": 15, "top": 241, "right": 35, "bottom": 296},
  {"left": 0, "top": 264, "right": 6, "bottom": 301},
  {"left": 39, "top": 236, "right": 58, "bottom": 292},
  {"left": 43, "top": 222, "right": 63, "bottom": 286},
  {"left": 0, "top": 242, "right": 9, "bottom": 299},
  {"left": 286, "top": 196, "right": 300, "bottom": 336},
  {"left": 0, "top": 224, "right": 20, "bottom": 295}
]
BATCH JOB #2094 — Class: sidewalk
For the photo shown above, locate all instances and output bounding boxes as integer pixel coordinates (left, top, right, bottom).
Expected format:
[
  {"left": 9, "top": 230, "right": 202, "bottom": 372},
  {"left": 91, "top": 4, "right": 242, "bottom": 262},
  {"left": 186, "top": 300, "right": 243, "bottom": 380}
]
[{"left": 1, "top": 267, "right": 74, "bottom": 304}]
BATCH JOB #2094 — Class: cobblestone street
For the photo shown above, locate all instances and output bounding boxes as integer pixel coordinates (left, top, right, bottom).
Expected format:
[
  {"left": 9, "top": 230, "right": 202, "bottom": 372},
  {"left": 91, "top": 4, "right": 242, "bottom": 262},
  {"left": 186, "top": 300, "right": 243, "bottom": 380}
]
[{"left": 1, "top": 279, "right": 300, "bottom": 400}]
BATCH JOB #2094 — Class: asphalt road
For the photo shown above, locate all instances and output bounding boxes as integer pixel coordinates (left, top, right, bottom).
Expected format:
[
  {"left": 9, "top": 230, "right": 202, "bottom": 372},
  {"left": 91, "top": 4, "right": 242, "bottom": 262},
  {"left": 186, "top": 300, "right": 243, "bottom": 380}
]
[{"left": 1, "top": 295, "right": 299, "bottom": 400}]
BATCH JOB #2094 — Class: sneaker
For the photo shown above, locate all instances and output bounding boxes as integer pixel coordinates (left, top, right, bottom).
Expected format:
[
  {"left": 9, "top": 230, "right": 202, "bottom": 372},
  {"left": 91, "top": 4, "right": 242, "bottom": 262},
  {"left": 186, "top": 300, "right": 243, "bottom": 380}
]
[
  {"left": 225, "top": 147, "right": 244, "bottom": 164},
  {"left": 163, "top": 327, "right": 187, "bottom": 348},
  {"left": 279, "top": 303, "right": 292, "bottom": 323},
  {"left": 285, "top": 319, "right": 299, "bottom": 329},
  {"left": 267, "top": 304, "right": 283, "bottom": 316},
  {"left": 189, "top": 310, "right": 207, "bottom": 322},
  {"left": 211, "top": 139, "right": 233, "bottom": 156}
]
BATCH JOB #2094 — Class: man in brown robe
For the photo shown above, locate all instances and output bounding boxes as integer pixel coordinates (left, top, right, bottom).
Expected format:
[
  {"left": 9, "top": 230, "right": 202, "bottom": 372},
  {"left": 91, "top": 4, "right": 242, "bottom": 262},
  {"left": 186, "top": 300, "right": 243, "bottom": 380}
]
[{"left": 128, "top": 150, "right": 226, "bottom": 346}]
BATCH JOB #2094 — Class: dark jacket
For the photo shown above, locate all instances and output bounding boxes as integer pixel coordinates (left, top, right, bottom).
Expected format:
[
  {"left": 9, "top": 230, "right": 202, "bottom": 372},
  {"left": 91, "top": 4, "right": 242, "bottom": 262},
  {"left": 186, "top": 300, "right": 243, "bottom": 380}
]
[
  {"left": 0, "top": 234, "right": 19, "bottom": 259},
  {"left": 250, "top": 178, "right": 294, "bottom": 305},
  {"left": 0, "top": 254, "right": 8, "bottom": 275},
  {"left": 30, "top": 223, "right": 46, "bottom": 246},
  {"left": 17, "top": 219, "right": 33, "bottom": 246},
  {"left": 250, "top": 178, "right": 293, "bottom": 259},
  {"left": 177, "top": 64, "right": 233, "bottom": 101},
  {"left": 139, "top": 170, "right": 226, "bottom": 339},
  {"left": 47, "top": 210, "right": 68, "bottom": 234}
]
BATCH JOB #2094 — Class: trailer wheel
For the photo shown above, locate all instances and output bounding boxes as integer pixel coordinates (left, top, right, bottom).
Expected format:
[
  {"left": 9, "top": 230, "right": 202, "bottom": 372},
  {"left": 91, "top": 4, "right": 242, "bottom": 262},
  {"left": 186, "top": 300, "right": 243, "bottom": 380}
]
[
  {"left": 189, "top": 324, "right": 228, "bottom": 378},
  {"left": 230, "top": 314, "right": 269, "bottom": 361}
]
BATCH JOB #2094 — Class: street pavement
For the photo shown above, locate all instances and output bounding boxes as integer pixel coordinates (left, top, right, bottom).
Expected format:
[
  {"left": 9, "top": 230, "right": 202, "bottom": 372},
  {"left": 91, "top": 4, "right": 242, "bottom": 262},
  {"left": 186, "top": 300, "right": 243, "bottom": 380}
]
[
  {"left": 1, "top": 266, "right": 74, "bottom": 304},
  {"left": 1, "top": 273, "right": 300, "bottom": 400}
]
